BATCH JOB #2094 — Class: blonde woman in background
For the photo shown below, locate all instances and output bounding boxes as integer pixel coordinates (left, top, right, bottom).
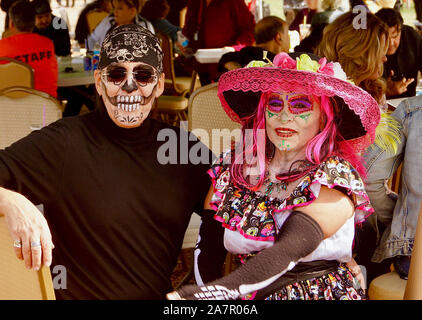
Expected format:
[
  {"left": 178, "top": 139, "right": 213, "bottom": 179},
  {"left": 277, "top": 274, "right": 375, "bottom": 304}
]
[
  {"left": 318, "top": 11, "right": 403, "bottom": 284},
  {"left": 317, "top": 11, "right": 389, "bottom": 108}
]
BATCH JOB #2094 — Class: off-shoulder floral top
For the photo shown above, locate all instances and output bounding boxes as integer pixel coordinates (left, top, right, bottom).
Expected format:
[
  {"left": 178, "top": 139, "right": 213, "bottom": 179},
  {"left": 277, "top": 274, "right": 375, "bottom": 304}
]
[{"left": 207, "top": 150, "right": 374, "bottom": 263}]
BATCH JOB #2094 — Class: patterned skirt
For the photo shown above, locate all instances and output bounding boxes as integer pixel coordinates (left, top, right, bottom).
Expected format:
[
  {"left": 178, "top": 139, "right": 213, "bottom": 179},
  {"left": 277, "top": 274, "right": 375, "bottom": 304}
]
[{"left": 264, "top": 264, "right": 366, "bottom": 300}]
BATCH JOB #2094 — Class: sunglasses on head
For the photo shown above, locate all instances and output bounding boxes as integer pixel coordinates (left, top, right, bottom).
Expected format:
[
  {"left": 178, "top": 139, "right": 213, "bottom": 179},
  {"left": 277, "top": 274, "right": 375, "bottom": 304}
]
[{"left": 102, "top": 65, "right": 158, "bottom": 87}]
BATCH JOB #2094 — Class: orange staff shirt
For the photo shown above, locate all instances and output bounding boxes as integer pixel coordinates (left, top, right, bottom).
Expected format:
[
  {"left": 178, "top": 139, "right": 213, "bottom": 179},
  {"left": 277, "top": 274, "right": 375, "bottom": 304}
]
[{"left": 0, "top": 33, "right": 58, "bottom": 98}]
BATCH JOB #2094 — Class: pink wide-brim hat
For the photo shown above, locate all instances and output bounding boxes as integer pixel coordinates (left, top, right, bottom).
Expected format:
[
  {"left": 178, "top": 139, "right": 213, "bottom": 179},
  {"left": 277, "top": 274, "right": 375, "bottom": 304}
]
[{"left": 217, "top": 52, "right": 380, "bottom": 153}]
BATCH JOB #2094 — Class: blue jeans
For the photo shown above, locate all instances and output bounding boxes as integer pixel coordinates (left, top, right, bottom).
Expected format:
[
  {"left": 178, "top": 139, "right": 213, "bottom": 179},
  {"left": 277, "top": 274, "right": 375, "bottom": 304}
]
[{"left": 364, "top": 95, "right": 422, "bottom": 263}]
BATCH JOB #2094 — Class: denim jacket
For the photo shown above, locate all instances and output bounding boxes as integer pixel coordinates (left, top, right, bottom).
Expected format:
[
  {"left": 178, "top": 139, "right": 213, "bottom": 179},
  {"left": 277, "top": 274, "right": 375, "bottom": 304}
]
[{"left": 364, "top": 95, "right": 422, "bottom": 263}]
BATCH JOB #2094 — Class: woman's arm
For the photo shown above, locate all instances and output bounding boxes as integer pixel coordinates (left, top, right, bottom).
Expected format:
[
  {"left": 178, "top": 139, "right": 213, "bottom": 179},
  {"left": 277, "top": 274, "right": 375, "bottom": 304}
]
[
  {"left": 168, "top": 186, "right": 354, "bottom": 300},
  {"left": 300, "top": 186, "right": 354, "bottom": 238},
  {"left": 194, "top": 186, "right": 227, "bottom": 285}
]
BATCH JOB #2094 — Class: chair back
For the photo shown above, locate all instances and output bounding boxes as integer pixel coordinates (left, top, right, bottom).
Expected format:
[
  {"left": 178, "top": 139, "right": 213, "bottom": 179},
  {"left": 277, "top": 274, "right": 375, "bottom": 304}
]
[
  {"left": 0, "top": 214, "right": 55, "bottom": 299},
  {"left": 157, "top": 32, "right": 197, "bottom": 96},
  {"left": 0, "top": 57, "right": 34, "bottom": 97},
  {"left": 368, "top": 201, "right": 422, "bottom": 300},
  {"left": 0, "top": 87, "right": 62, "bottom": 149},
  {"left": 157, "top": 32, "right": 183, "bottom": 93},
  {"left": 188, "top": 83, "right": 241, "bottom": 156},
  {"left": 86, "top": 10, "right": 109, "bottom": 33},
  {"left": 404, "top": 201, "right": 422, "bottom": 299}
]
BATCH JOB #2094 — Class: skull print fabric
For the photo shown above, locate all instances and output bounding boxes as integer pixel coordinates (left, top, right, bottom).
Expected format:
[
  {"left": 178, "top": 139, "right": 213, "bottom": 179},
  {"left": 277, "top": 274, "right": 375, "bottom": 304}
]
[{"left": 99, "top": 24, "right": 163, "bottom": 73}]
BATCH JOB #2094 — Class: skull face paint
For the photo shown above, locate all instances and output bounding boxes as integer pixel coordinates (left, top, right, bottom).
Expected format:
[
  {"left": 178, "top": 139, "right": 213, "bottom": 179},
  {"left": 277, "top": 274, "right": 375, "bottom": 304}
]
[{"left": 94, "top": 62, "right": 164, "bottom": 128}]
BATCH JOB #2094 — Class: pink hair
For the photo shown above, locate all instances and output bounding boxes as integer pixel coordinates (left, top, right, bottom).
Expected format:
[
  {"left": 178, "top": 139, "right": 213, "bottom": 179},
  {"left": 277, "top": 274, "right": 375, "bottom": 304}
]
[{"left": 230, "top": 93, "right": 366, "bottom": 191}]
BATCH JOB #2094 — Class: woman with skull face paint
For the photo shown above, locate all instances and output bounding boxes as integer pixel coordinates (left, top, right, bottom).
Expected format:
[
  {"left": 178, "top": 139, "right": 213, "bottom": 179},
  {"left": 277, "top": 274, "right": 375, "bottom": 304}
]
[
  {"left": 0, "top": 25, "right": 212, "bottom": 299},
  {"left": 167, "top": 52, "right": 381, "bottom": 300}
]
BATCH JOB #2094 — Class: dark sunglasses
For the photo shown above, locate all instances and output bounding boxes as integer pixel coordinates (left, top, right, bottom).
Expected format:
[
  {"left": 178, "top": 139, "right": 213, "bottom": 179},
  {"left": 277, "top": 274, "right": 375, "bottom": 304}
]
[{"left": 102, "top": 65, "right": 157, "bottom": 87}]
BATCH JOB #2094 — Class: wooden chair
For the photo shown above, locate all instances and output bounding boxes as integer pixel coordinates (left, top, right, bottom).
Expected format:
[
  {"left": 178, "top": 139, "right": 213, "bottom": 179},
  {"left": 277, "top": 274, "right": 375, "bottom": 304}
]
[
  {"left": 368, "top": 201, "right": 422, "bottom": 300},
  {"left": 86, "top": 10, "right": 109, "bottom": 33},
  {"left": 188, "top": 82, "right": 241, "bottom": 156},
  {"left": 154, "top": 95, "right": 188, "bottom": 127},
  {"left": 0, "top": 57, "right": 34, "bottom": 97},
  {"left": 157, "top": 32, "right": 200, "bottom": 97},
  {"left": 0, "top": 214, "right": 55, "bottom": 299},
  {"left": 154, "top": 32, "right": 202, "bottom": 127},
  {"left": 404, "top": 202, "right": 422, "bottom": 299},
  {"left": 0, "top": 87, "right": 63, "bottom": 149}
]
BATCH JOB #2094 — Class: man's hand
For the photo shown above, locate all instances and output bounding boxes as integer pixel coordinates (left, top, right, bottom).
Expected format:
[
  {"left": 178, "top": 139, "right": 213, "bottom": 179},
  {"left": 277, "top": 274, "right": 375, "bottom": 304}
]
[
  {"left": 0, "top": 187, "right": 54, "bottom": 270},
  {"left": 386, "top": 70, "right": 414, "bottom": 97}
]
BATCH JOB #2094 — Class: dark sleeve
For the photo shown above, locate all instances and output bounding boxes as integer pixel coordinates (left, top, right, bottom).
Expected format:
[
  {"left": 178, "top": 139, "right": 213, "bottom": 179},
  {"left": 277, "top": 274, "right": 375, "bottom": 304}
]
[
  {"left": 231, "top": 0, "right": 255, "bottom": 47},
  {"left": 0, "top": 120, "right": 68, "bottom": 205},
  {"left": 177, "top": 211, "right": 324, "bottom": 300},
  {"left": 54, "top": 18, "right": 71, "bottom": 56},
  {"left": 75, "top": 6, "right": 93, "bottom": 44},
  {"left": 181, "top": 0, "right": 200, "bottom": 41},
  {"left": 194, "top": 209, "right": 227, "bottom": 284}
]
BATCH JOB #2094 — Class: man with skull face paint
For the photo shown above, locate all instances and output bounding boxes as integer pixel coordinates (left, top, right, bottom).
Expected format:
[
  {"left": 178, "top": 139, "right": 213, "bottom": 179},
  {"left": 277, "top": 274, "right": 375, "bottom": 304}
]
[
  {"left": 94, "top": 23, "right": 164, "bottom": 128},
  {"left": 0, "top": 25, "right": 212, "bottom": 299}
]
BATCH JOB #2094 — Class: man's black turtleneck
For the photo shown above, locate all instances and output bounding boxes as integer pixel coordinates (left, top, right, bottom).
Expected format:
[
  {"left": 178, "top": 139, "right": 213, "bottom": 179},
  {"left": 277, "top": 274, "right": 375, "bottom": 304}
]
[{"left": 0, "top": 108, "right": 212, "bottom": 299}]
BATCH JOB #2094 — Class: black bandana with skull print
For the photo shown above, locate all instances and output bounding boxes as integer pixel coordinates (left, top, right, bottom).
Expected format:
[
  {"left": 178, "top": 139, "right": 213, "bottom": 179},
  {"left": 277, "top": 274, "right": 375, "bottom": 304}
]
[{"left": 99, "top": 24, "right": 163, "bottom": 74}]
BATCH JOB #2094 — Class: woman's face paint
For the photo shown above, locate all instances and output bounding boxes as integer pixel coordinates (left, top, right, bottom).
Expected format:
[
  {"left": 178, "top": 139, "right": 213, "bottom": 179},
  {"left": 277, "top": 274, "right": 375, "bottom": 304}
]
[
  {"left": 265, "top": 92, "right": 321, "bottom": 154},
  {"left": 278, "top": 140, "right": 291, "bottom": 151},
  {"left": 266, "top": 94, "right": 314, "bottom": 118}
]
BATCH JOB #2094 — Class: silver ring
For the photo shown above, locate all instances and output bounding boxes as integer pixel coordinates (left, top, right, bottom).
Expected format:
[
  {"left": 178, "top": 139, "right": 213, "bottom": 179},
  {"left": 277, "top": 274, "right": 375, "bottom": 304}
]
[
  {"left": 30, "top": 241, "right": 41, "bottom": 248},
  {"left": 13, "top": 240, "right": 22, "bottom": 248}
]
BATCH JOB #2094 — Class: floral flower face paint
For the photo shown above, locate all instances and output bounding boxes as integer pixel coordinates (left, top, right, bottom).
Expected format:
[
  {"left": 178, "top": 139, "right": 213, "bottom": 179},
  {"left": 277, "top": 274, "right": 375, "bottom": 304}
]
[
  {"left": 265, "top": 92, "right": 321, "bottom": 153},
  {"left": 266, "top": 94, "right": 314, "bottom": 119}
]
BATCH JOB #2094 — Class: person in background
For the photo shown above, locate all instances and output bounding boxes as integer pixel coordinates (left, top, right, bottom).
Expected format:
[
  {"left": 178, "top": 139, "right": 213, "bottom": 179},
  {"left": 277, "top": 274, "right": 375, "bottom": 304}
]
[
  {"left": 415, "top": 0, "right": 422, "bottom": 25},
  {"left": 218, "top": 16, "right": 290, "bottom": 73},
  {"left": 376, "top": 8, "right": 422, "bottom": 99},
  {"left": 74, "top": 0, "right": 113, "bottom": 46},
  {"left": 166, "top": 0, "right": 188, "bottom": 27},
  {"left": 0, "top": 0, "right": 57, "bottom": 98},
  {"left": 317, "top": 11, "right": 389, "bottom": 107},
  {"left": 317, "top": 11, "right": 392, "bottom": 282},
  {"left": 360, "top": 0, "right": 422, "bottom": 284},
  {"left": 0, "top": 0, "right": 19, "bottom": 37},
  {"left": 311, "top": 0, "right": 349, "bottom": 25},
  {"left": 87, "top": 0, "right": 154, "bottom": 50},
  {"left": 0, "top": 24, "right": 211, "bottom": 299},
  {"left": 292, "top": 0, "right": 348, "bottom": 54},
  {"left": 293, "top": 22, "right": 327, "bottom": 54},
  {"left": 141, "top": 0, "right": 180, "bottom": 43},
  {"left": 289, "top": 0, "right": 319, "bottom": 32},
  {"left": 182, "top": 0, "right": 255, "bottom": 85},
  {"left": 31, "top": 0, "right": 71, "bottom": 57}
]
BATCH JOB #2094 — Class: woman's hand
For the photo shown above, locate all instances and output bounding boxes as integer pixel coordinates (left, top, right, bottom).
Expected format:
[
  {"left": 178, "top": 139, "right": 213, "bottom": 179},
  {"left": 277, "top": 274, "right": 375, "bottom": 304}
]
[
  {"left": 346, "top": 258, "right": 367, "bottom": 290},
  {"left": 0, "top": 187, "right": 54, "bottom": 270}
]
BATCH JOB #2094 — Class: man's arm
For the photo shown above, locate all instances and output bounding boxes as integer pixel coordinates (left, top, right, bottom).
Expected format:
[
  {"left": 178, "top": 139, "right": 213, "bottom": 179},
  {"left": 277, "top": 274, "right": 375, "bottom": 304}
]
[
  {"left": 0, "top": 187, "right": 53, "bottom": 270},
  {"left": 0, "top": 121, "right": 68, "bottom": 270}
]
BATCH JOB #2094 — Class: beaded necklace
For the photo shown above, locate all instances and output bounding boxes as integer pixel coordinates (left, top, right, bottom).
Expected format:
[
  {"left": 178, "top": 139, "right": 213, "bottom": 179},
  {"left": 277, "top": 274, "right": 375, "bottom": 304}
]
[{"left": 260, "top": 159, "right": 314, "bottom": 196}]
